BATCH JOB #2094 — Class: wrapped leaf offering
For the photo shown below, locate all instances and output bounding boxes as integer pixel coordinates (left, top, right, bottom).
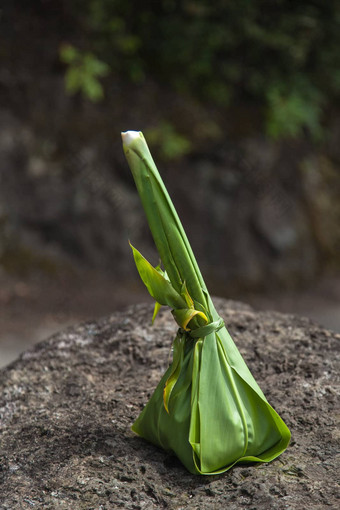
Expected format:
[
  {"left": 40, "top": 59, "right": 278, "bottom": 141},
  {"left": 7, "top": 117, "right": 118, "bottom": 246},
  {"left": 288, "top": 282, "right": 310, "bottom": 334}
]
[{"left": 122, "top": 131, "right": 290, "bottom": 475}]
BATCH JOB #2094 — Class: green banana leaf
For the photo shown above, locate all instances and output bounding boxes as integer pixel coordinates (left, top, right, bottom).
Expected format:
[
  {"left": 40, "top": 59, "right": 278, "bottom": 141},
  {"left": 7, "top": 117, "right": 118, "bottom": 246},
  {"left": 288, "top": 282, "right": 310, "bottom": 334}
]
[{"left": 122, "top": 130, "right": 290, "bottom": 475}]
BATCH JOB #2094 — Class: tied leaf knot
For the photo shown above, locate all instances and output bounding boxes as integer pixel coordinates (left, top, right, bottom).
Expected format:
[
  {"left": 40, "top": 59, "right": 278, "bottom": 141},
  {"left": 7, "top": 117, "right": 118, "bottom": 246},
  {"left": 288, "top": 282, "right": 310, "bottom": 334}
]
[{"left": 179, "top": 317, "right": 225, "bottom": 339}]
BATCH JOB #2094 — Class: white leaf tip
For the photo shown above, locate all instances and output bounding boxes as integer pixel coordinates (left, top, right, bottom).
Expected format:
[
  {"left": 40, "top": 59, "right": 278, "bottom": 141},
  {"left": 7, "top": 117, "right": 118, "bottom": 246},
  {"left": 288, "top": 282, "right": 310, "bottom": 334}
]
[{"left": 121, "top": 131, "right": 141, "bottom": 146}]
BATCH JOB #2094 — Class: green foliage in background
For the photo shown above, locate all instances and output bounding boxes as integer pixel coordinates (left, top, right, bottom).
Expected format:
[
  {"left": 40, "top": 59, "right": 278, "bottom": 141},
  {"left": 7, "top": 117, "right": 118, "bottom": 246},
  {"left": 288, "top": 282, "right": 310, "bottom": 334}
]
[
  {"left": 144, "top": 122, "right": 192, "bottom": 160},
  {"left": 62, "top": 0, "right": 340, "bottom": 139},
  {"left": 266, "top": 78, "right": 324, "bottom": 140},
  {"left": 60, "top": 44, "right": 110, "bottom": 102}
]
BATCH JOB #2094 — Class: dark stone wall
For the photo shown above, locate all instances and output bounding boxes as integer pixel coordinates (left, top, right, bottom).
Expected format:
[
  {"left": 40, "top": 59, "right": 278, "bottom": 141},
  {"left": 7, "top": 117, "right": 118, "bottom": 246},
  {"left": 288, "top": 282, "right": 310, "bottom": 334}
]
[
  {"left": 1, "top": 104, "right": 339, "bottom": 290},
  {"left": 0, "top": 4, "right": 339, "bottom": 290}
]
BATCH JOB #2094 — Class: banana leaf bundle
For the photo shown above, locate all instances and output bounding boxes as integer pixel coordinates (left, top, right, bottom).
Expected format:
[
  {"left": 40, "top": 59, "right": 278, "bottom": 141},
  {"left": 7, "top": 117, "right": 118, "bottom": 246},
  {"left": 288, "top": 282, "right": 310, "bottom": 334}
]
[{"left": 122, "top": 131, "right": 290, "bottom": 475}]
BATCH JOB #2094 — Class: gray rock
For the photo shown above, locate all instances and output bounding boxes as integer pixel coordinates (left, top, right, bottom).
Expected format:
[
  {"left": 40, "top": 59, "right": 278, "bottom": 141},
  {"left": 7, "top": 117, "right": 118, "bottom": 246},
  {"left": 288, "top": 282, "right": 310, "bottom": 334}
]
[
  {"left": 0, "top": 298, "right": 339, "bottom": 509},
  {"left": 1, "top": 105, "right": 340, "bottom": 288}
]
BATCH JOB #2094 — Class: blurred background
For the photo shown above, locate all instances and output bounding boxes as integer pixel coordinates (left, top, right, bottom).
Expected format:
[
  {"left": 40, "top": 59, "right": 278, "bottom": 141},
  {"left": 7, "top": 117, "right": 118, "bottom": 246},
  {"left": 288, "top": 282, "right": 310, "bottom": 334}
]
[{"left": 1, "top": 0, "right": 339, "bottom": 367}]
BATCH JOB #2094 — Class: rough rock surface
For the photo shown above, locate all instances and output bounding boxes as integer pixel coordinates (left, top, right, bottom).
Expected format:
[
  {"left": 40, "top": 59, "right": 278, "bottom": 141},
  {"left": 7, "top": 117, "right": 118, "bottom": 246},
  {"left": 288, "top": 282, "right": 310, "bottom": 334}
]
[{"left": 0, "top": 299, "right": 339, "bottom": 509}]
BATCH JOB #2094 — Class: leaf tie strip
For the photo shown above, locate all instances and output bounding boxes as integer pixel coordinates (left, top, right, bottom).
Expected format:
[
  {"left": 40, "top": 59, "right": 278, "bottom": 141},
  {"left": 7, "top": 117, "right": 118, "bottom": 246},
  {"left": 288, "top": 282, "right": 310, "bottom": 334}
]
[{"left": 184, "top": 317, "right": 225, "bottom": 339}]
